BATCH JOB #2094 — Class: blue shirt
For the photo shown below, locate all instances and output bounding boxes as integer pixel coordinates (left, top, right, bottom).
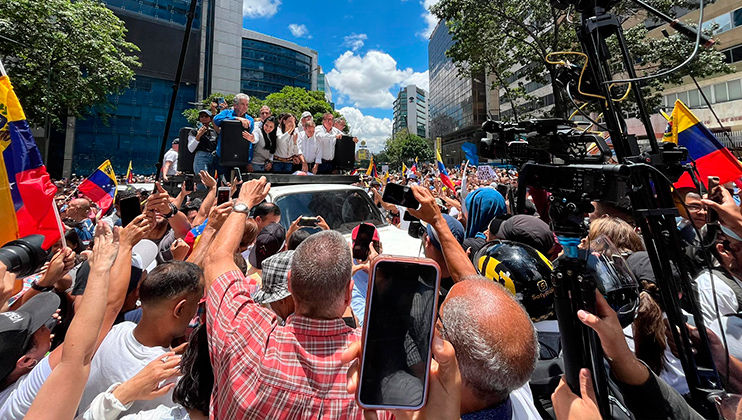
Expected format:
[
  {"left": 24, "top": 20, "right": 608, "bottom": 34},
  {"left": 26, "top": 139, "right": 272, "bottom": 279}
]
[
  {"left": 213, "top": 108, "right": 255, "bottom": 159},
  {"left": 350, "top": 258, "right": 369, "bottom": 326}
]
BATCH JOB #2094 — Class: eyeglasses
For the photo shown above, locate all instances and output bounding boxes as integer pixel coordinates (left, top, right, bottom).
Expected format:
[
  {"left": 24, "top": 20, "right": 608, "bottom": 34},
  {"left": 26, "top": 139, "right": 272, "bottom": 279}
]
[
  {"left": 686, "top": 204, "right": 706, "bottom": 212},
  {"left": 260, "top": 111, "right": 270, "bottom": 115}
]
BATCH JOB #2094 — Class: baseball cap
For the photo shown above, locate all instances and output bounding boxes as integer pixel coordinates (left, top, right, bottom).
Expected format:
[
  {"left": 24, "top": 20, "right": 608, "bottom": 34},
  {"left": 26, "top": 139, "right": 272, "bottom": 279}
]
[
  {"left": 132, "top": 239, "right": 159, "bottom": 273},
  {"left": 198, "top": 109, "right": 212, "bottom": 117},
  {"left": 0, "top": 293, "right": 60, "bottom": 380},
  {"left": 249, "top": 223, "right": 286, "bottom": 270},
  {"left": 496, "top": 214, "right": 555, "bottom": 256},
  {"left": 426, "top": 214, "right": 465, "bottom": 251},
  {"left": 172, "top": 138, "right": 179, "bottom": 145},
  {"left": 351, "top": 223, "right": 380, "bottom": 242},
  {"left": 252, "top": 251, "right": 294, "bottom": 304},
  {"left": 300, "top": 111, "right": 312, "bottom": 119},
  {"left": 407, "top": 174, "right": 418, "bottom": 180}
]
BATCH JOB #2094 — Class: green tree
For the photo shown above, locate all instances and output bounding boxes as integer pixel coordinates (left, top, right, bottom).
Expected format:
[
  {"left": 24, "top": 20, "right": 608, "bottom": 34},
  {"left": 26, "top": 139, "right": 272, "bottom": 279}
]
[
  {"left": 383, "top": 129, "right": 434, "bottom": 165},
  {"left": 431, "top": 0, "right": 733, "bottom": 120},
  {"left": 0, "top": 0, "right": 139, "bottom": 128}
]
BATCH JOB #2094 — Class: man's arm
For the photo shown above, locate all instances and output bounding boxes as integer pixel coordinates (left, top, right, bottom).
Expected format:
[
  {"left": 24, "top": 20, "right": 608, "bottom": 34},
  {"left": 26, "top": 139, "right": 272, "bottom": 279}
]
[
  {"left": 187, "top": 202, "right": 232, "bottom": 268},
  {"left": 203, "top": 177, "right": 270, "bottom": 292},
  {"left": 193, "top": 170, "right": 218, "bottom": 226},
  {"left": 212, "top": 109, "right": 229, "bottom": 127},
  {"left": 25, "top": 223, "right": 119, "bottom": 420},
  {"left": 408, "top": 185, "right": 478, "bottom": 283},
  {"left": 161, "top": 161, "right": 172, "bottom": 182},
  {"left": 11, "top": 247, "right": 75, "bottom": 309},
  {"left": 47, "top": 215, "right": 150, "bottom": 370},
  {"left": 147, "top": 182, "right": 191, "bottom": 238}
]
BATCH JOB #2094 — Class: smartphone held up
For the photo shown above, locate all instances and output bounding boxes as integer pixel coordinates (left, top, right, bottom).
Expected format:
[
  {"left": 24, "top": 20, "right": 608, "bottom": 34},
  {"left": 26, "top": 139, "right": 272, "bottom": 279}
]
[{"left": 356, "top": 256, "right": 441, "bottom": 411}]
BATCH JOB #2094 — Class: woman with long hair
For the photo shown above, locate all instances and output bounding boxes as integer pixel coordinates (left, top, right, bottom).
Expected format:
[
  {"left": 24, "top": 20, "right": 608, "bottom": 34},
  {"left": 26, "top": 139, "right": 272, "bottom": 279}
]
[
  {"left": 273, "top": 113, "right": 303, "bottom": 173},
  {"left": 248, "top": 116, "right": 277, "bottom": 172}
]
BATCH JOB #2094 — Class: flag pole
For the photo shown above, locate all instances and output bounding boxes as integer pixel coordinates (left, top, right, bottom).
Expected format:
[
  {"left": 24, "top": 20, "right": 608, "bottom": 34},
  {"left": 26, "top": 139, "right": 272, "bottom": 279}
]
[
  {"left": 0, "top": 58, "right": 6, "bottom": 77},
  {"left": 52, "top": 201, "right": 67, "bottom": 249}
]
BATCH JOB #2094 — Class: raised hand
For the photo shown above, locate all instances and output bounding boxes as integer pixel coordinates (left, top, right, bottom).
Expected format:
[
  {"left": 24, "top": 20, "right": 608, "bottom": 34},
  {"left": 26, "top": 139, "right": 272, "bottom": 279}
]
[
  {"left": 119, "top": 214, "right": 152, "bottom": 249},
  {"left": 237, "top": 176, "right": 271, "bottom": 209},
  {"left": 88, "top": 221, "right": 120, "bottom": 271},
  {"left": 207, "top": 201, "right": 234, "bottom": 231},
  {"left": 198, "top": 170, "right": 217, "bottom": 190}
]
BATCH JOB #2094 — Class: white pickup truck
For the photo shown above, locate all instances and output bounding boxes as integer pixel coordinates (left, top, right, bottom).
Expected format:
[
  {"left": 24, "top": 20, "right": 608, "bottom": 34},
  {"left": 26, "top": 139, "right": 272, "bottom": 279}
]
[{"left": 266, "top": 183, "right": 423, "bottom": 256}]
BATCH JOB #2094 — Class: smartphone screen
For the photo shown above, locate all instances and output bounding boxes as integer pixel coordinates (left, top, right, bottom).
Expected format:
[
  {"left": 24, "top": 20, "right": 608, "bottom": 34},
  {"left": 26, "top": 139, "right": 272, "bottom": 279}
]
[
  {"left": 382, "top": 183, "right": 419, "bottom": 209},
  {"left": 120, "top": 196, "right": 141, "bottom": 227},
  {"left": 353, "top": 223, "right": 375, "bottom": 261},
  {"left": 184, "top": 175, "right": 194, "bottom": 192},
  {"left": 217, "top": 187, "right": 231, "bottom": 205},
  {"left": 707, "top": 176, "right": 721, "bottom": 224},
  {"left": 358, "top": 258, "right": 440, "bottom": 410},
  {"left": 299, "top": 217, "right": 318, "bottom": 227}
]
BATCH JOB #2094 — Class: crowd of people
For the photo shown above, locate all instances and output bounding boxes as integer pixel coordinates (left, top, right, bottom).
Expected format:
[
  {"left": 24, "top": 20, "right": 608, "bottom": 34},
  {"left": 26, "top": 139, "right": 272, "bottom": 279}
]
[
  {"left": 4, "top": 130, "right": 742, "bottom": 419},
  {"left": 161, "top": 94, "right": 360, "bottom": 179}
]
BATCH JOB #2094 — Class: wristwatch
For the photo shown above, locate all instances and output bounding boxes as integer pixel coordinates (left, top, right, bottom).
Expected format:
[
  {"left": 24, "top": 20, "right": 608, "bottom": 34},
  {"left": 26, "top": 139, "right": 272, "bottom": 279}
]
[
  {"left": 31, "top": 280, "right": 54, "bottom": 292},
  {"left": 164, "top": 202, "right": 179, "bottom": 219},
  {"left": 233, "top": 202, "right": 249, "bottom": 214}
]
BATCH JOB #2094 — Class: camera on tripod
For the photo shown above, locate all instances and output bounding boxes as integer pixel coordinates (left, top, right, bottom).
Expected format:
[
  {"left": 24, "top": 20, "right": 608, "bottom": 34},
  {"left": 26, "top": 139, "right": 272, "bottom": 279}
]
[{"left": 478, "top": 118, "right": 612, "bottom": 165}]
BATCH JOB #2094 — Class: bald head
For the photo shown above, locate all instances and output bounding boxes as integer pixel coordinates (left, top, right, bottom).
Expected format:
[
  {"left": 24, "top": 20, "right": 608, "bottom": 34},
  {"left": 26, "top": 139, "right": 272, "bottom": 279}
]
[
  {"left": 67, "top": 198, "right": 91, "bottom": 221},
  {"left": 440, "top": 277, "right": 538, "bottom": 406}
]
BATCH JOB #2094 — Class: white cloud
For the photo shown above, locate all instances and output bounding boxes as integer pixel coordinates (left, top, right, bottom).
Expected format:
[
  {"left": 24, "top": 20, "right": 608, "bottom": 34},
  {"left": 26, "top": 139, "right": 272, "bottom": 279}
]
[
  {"left": 342, "top": 33, "right": 368, "bottom": 52},
  {"left": 243, "top": 0, "right": 280, "bottom": 18},
  {"left": 418, "top": 0, "right": 440, "bottom": 39},
  {"left": 339, "top": 107, "right": 392, "bottom": 153},
  {"left": 401, "top": 70, "right": 429, "bottom": 92},
  {"left": 288, "top": 23, "right": 312, "bottom": 39},
  {"left": 327, "top": 50, "right": 429, "bottom": 109}
]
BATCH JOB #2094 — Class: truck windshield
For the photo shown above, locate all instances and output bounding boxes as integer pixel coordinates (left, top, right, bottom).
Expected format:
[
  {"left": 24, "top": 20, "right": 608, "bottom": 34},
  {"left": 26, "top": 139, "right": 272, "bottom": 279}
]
[{"left": 274, "top": 189, "right": 387, "bottom": 234}]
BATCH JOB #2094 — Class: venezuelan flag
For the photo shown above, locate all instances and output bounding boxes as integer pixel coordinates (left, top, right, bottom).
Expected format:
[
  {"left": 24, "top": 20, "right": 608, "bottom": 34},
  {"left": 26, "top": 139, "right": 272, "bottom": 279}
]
[
  {"left": 0, "top": 75, "right": 60, "bottom": 248},
  {"left": 366, "top": 155, "right": 378, "bottom": 178},
  {"left": 125, "top": 161, "right": 133, "bottom": 184},
  {"left": 410, "top": 158, "right": 418, "bottom": 175},
  {"left": 664, "top": 100, "right": 742, "bottom": 189},
  {"left": 402, "top": 162, "right": 407, "bottom": 176},
  {"left": 437, "top": 150, "right": 455, "bottom": 191},
  {"left": 79, "top": 160, "right": 117, "bottom": 213}
]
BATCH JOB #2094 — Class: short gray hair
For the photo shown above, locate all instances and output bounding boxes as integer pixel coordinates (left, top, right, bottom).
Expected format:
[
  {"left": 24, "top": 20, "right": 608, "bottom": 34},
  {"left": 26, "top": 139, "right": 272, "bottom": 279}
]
[
  {"left": 233, "top": 93, "right": 249, "bottom": 106},
  {"left": 334, "top": 117, "right": 346, "bottom": 124},
  {"left": 290, "top": 230, "right": 352, "bottom": 317},
  {"left": 440, "top": 277, "right": 538, "bottom": 404}
]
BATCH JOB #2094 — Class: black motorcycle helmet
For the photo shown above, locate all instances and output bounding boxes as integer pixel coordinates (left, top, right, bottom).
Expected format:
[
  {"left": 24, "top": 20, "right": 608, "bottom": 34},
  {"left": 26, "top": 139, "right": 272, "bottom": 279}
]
[
  {"left": 473, "top": 240, "right": 555, "bottom": 322},
  {"left": 586, "top": 235, "right": 640, "bottom": 328}
]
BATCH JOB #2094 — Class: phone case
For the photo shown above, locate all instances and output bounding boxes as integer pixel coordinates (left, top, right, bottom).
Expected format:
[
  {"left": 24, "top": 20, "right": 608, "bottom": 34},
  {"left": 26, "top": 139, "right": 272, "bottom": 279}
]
[{"left": 356, "top": 255, "right": 441, "bottom": 411}]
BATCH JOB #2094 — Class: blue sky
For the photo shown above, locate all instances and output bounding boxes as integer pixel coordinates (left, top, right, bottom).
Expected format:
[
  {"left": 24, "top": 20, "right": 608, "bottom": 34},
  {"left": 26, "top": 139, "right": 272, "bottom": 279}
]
[{"left": 242, "top": 0, "right": 438, "bottom": 151}]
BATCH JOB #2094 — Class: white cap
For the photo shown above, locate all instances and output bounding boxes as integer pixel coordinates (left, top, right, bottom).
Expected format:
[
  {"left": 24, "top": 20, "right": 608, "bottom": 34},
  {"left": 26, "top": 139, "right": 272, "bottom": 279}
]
[
  {"left": 300, "top": 111, "right": 312, "bottom": 119},
  {"left": 132, "top": 240, "right": 159, "bottom": 272}
]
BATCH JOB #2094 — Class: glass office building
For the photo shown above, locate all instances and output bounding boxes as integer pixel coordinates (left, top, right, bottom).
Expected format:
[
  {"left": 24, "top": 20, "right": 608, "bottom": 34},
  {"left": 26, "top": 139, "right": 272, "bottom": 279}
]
[
  {"left": 428, "top": 21, "right": 486, "bottom": 165},
  {"left": 240, "top": 30, "right": 318, "bottom": 99},
  {"left": 71, "top": 0, "right": 202, "bottom": 175}
]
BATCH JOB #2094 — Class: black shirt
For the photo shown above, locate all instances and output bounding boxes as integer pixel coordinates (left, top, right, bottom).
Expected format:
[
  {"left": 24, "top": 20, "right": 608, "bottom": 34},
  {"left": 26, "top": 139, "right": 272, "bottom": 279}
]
[{"left": 190, "top": 126, "right": 218, "bottom": 154}]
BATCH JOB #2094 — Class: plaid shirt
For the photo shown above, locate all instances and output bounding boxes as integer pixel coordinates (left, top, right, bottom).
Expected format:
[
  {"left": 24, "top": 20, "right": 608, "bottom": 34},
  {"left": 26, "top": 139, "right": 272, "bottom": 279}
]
[{"left": 207, "top": 270, "right": 364, "bottom": 419}]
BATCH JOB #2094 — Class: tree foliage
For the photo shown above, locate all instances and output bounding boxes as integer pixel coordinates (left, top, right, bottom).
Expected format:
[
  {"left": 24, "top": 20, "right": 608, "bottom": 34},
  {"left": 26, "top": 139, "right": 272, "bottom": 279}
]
[
  {"left": 184, "top": 87, "right": 349, "bottom": 131},
  {"left": 383, "top": 129, "right": 434, "bottom": 165},
  {"left": 0, "top": 0, "right": 139, "bottom": 128},
  {"left": 431, "top": 0, "right": 733, "bottom": 120}
]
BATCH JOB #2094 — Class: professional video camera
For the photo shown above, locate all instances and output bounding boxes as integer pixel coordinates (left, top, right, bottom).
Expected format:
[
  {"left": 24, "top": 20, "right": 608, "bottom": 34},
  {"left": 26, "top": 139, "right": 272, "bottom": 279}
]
[
  {"left": 474, "top": 0, "right": 724, "bottom": 414},
  {"left": 479, "top": 118, "right": 611, "bottom": 165},
  {"left": 0, "top": 235, "right": 47, "bottom": 277}
]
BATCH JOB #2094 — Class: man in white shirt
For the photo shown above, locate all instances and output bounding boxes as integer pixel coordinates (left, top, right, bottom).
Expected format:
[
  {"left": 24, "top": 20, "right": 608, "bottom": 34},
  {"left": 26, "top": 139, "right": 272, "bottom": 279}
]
[
  {"left": 313, "top": 112, "right": 343, "bottom": 174},
  {"left": 297, "top": 110, "right": 313, "bottom": 133},
  {"left": 298, "top": 120, "right": 322, "bottom": 174},
  {"left": 78, "top": 261, "right": 204, "bottom": 413},
  {"left": 162, "top": 139, "right": 179, "bottom": 182}
]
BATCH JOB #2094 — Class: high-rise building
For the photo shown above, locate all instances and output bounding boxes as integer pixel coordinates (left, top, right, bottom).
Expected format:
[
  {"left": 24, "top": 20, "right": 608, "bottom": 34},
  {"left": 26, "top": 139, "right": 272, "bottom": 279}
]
[
  {"left": 240, "top": 29, "right": 318, "bottom": 99},
  {"left": 428, "top": 21, "right": 487, "bottom": 165},
  {"left": 393, "top": 85, "right": 429, "bottom": 139},
  {"left": 62, "top": 0, "right": 324, "bottom": 176},
  {"left": 317, "top": 66, "right": 333, "bottom": 104}
]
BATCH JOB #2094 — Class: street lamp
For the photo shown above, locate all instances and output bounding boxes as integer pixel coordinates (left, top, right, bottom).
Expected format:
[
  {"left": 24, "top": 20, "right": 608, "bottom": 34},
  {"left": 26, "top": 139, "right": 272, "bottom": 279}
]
[{"left": 290, "top": 66, "right": 320, "bottom": 88}]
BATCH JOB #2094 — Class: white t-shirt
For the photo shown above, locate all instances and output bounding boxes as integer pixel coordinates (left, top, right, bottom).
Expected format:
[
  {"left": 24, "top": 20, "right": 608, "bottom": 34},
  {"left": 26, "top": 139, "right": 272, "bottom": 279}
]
[
  {"left": 511, "top": 384, "right": 543, "bottom": 420},
  {"left": 396, "top": 205, "right": 410, "bottom": 231},
  {"left": 79, "top": 322, "right": 172, "bottom": 414},
  {"left": 164, "top": 149, "right": 178, "bottom": 175},
  {"left": 0, "top": 356, "right": 53, "bottom": 420},
  {"left": 694, "top": 269, "right": 742, "bottom": 360}
]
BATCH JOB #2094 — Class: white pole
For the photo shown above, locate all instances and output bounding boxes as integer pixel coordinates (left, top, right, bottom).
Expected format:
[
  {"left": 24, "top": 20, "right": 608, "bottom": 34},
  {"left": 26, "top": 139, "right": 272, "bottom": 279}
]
[{"left": 0, "top": 58, "right": 6, "bottom": 77}]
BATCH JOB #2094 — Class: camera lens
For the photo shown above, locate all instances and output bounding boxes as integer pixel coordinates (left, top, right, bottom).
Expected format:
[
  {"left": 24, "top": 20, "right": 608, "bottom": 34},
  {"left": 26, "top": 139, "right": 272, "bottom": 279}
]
[{"left": 0, "top": 234, "right": 47, "bottom": 277}]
